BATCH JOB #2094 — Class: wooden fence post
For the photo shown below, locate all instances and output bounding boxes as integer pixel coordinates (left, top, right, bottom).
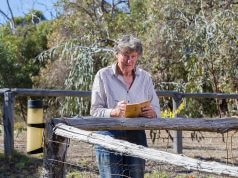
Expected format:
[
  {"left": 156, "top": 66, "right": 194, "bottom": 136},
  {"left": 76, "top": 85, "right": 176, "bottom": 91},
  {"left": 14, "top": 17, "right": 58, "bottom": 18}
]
[
  {"left": 42, "top": 119, "right": 69, "bottom": 178},
  {"left": 172, "top": 94, "right": 183, "bottom": 154},
  {"left": 3, "top": 90, "right": 15, "bottom": 159}
]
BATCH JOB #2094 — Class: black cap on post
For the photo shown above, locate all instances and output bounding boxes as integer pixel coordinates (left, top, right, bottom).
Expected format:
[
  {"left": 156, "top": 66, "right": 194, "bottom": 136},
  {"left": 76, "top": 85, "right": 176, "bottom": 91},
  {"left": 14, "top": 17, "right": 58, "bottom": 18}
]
[{"left": 28, "top": 100, "right": 43, "bottom": 109}]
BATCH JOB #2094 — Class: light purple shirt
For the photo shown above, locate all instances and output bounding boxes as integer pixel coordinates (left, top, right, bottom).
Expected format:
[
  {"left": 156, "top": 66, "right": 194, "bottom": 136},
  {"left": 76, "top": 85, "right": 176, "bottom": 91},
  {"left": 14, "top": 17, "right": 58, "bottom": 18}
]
[{"left": 90, "top": 64, "right": 160, "bottom": 118}]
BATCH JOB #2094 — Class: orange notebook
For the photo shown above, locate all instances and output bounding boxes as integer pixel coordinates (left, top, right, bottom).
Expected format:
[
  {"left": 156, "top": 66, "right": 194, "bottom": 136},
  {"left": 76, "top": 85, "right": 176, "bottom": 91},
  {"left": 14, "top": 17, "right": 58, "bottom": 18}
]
[{"left": 125, "top": 100, "right": 150, "bottom": 118}]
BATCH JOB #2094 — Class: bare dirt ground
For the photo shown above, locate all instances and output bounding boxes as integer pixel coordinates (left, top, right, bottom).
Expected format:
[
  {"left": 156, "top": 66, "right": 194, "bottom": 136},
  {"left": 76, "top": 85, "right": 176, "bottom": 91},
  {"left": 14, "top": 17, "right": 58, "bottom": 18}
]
[{"left": 1, "top": 129, "right": 238, "bottom": 178}]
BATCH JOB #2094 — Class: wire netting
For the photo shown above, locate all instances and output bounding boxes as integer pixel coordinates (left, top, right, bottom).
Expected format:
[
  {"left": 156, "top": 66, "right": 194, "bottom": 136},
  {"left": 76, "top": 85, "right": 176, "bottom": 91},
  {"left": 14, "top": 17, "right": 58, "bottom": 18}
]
[
  {"left": 51, "top": 130, "right": 238, "bottom": 178},
  {"left": 1, "top": 128, "right": 238, "bottom": 177}
]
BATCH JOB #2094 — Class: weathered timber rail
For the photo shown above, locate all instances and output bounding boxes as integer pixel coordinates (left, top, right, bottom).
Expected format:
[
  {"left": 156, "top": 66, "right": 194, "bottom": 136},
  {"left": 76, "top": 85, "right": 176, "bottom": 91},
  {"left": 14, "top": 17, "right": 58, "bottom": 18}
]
[
  {"left": 43, "top": 117, "right": 238, "bottom": 178},
  {"left": 7, "top": 88, "right": 238, "bottom": 98},
  {"left": 52, "top": 116, "right": 238, "bottom": 133},
  {"left": 1, "top": 88, "right": 238, "bottom": 158},
  {"left": 158, "top": 90, "right": 238, "bottom": 99},
  {"left": 11, "top": 88, "right": 91, "bottom": 97}
]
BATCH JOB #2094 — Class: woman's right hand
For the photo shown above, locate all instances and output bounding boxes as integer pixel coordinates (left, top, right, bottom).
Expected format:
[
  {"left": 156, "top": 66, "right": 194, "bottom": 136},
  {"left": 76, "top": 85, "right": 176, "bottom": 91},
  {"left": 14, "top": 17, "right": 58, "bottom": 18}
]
[{"left": 110, "top": 100, "right": 127, "bottom": 117}]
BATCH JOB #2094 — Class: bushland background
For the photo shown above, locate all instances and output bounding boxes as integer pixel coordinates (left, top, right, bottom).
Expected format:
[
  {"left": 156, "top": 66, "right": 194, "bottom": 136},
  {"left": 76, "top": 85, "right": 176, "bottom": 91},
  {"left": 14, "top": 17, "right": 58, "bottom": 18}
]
[{"left": 0, "top": 0, "right": 238, "bottom": 177}]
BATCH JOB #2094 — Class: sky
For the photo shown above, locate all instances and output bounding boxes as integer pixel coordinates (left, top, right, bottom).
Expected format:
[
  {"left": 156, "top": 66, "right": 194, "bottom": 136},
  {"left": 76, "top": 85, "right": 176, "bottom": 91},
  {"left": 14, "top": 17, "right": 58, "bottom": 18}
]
[
  {"left": 0, "top": 0, "right": 58, "bottom": 23},
  {"left": 0, "top": 0, "right": 127, "bottom": 24}
]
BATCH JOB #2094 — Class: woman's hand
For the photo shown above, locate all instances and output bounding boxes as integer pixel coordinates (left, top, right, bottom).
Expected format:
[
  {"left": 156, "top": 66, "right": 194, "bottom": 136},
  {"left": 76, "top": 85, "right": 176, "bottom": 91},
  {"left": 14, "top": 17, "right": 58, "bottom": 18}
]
[
  {"left": 110, "top": 100, "right": 128, "bottom": 117},
  {"left": 140, "top": 105, "right": 156, "bottom": 118}
]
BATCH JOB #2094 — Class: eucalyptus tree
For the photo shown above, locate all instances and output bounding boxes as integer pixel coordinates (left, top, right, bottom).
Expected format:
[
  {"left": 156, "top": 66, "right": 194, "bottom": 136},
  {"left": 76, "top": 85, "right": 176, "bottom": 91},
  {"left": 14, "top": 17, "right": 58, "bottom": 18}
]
[
  {"left": 37, "top": 0, "right": 238, "bottom": 117},
  {"left": 37, "top": 0, "right": 151, "bottom": 116},
  {"left": 142, "top": 0, "right": 238, "bottom": 117}
]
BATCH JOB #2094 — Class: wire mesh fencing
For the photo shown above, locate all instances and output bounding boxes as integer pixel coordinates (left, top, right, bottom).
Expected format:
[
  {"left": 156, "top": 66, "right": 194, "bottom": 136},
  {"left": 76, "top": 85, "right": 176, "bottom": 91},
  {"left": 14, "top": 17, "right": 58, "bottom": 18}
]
[
  {"left": 45, "top": 129, "right": 238, "bottom": 178},
  {"left": 1, "top": 125, "right": 238, "bottom": 177}
]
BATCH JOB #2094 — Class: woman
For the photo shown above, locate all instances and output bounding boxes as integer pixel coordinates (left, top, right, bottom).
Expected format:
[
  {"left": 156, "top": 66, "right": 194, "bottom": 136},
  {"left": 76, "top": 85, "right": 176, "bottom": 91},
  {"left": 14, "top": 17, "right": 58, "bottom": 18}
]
[{"left": 91, "top": 35, "right": 160, "bottom": 178}]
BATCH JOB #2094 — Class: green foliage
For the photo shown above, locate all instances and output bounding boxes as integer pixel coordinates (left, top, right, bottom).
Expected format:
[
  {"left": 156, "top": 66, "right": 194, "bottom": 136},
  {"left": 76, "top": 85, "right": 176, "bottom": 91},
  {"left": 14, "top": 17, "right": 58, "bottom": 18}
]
[
  {"left": 63, "top": 44, "right": 112, "bottom": 115},
  {"left": 2, "top": 0, "right": 236, "bottom": 118},
  {"left": 141, "top": 0, "right": 238, "bottom": 117},
  {"left": 36, "top": 0, "right": 156, "bottom": 116},
  {"left": 38, "top": 38, "right": 113, "bottom": 116},
  {"left": 14, "top": 10, "right": 46, "bottom": 26},
  {"left": 161, "top": 102, "right": 185, "bottom": 118},
  {"left": 0, "top": 41, "right": 32, "bottom": 88},
  {"left": 38, "top": 0, "right": 238, "bottom": 117},
  {"left": 24, "top": 10, "right": 47, "bottom": 24},
  {"left": 0, "top": 10, "right": 52, "bottom": 122},
  {"left": 105, "top": 0, "right": 150, "bottom": 35},
  {"left": 0, "top": 15, "right": 52, "bottom": 88}
]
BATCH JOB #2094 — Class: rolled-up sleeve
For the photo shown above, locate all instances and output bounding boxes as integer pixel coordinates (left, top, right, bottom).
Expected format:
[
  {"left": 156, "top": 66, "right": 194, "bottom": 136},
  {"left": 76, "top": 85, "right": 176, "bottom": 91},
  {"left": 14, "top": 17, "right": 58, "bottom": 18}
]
[
  {"left": 90, "top": 72, "right": 112, "bottom": 117},
  {"left": 148, "top": 77, "right": 161, "bottom": 118}
]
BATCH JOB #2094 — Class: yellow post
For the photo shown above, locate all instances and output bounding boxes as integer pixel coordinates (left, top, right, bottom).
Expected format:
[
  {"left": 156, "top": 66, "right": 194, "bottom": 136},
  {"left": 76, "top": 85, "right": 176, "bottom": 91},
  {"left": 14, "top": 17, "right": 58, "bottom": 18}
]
[{"left": 27, "top": 100, "right": 44, "bottom": 154}]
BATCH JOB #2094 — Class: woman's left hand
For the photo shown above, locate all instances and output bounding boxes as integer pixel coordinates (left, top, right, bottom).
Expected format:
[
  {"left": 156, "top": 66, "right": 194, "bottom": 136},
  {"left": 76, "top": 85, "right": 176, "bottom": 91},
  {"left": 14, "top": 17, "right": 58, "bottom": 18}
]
[{"left": 140, "top": 106, "right": 156, "bottom": 118}]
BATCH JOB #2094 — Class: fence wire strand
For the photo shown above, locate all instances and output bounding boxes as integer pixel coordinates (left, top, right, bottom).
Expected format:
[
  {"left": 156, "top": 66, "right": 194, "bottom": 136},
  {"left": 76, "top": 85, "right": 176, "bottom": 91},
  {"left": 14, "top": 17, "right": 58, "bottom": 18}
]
[
  {"left": 40, "top": 129, "right": 238, "bottom": 178},
  {"left": 2, "top": 127, "right": 237, "bottom": 177}
]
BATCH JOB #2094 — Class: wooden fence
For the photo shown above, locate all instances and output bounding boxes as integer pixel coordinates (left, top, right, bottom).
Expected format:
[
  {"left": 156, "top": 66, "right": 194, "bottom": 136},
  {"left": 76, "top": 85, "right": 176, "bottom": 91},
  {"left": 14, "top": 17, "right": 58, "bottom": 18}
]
[
  {"left": 1, "top": 88, "right": 238, "bottom": 159},
  {"left": 0, "top": 88, "right": 91, "bottom": 158},
  {"left": 43, "top": 116, "right": 238, "bottom": 177}
]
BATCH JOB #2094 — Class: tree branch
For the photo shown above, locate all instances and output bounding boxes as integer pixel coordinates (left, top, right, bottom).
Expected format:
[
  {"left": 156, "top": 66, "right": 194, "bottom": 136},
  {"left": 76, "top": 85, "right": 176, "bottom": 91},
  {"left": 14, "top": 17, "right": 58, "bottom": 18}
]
[
  {"left": 0, "top": 9, "right": 11, "bottom": 21},
  {"left": 6, "top": 0, "right": 16, "bottom": 28},
  {"left": 67, "top": 2, "right": 94, "bottom": 18}
]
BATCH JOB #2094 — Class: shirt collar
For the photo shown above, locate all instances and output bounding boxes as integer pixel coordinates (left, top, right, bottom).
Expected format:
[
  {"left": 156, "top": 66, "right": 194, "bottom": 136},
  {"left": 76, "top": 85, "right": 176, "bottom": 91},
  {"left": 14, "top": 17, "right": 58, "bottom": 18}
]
[{"left": 111, "top": 63, "right": 140, "bottom": 76}]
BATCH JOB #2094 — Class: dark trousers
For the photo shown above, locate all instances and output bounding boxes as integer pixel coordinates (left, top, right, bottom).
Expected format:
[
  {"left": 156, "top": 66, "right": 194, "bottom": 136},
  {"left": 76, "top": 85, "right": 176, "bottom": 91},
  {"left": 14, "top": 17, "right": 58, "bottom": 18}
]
[{"left": 95, "top": 130, "right": 147, "bottom": 178}]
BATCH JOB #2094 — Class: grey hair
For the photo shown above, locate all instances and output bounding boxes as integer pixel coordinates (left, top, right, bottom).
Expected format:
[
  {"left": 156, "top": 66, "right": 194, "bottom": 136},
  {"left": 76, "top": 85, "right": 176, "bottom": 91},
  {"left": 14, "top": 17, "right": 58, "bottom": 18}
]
[{"left": 114, "top": 35, "right": 143, "bottom": 56}]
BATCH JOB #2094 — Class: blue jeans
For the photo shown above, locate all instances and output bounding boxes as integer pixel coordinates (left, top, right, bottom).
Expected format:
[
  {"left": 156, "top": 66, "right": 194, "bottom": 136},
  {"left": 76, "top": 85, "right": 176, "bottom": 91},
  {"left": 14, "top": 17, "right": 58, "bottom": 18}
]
[{"left": 96, "top": 130, "right": 147, "bottom": 178}]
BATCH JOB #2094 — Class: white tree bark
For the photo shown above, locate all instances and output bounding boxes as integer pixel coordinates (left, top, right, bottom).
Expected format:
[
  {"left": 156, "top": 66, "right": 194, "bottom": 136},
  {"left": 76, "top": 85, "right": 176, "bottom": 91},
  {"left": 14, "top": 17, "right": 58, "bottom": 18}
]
[{"left": 54, "top": 123, "right": 238, "bottom": 177}]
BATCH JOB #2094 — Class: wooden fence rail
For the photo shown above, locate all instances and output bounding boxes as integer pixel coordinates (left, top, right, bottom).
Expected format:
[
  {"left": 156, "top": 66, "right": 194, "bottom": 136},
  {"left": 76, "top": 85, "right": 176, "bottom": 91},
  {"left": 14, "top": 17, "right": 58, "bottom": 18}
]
[
  {"left": 1, "top": 88, "right": 238, "bottom": 158},
  {"left": 43, "top": 117, "right": 238, "bottom": 178},
  {"left": 11, "top": 88, "right": 91, "bottom": 97},
  {"left": 53, "top": 116, "right": 238, "bottom": 132}
]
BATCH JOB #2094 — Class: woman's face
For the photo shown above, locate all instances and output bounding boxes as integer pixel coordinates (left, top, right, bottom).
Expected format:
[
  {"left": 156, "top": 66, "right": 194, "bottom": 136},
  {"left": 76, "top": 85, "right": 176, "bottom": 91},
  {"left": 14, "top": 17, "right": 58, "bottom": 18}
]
[{"left": 116, "top": 51, "right": 139, "bottom": 74}]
